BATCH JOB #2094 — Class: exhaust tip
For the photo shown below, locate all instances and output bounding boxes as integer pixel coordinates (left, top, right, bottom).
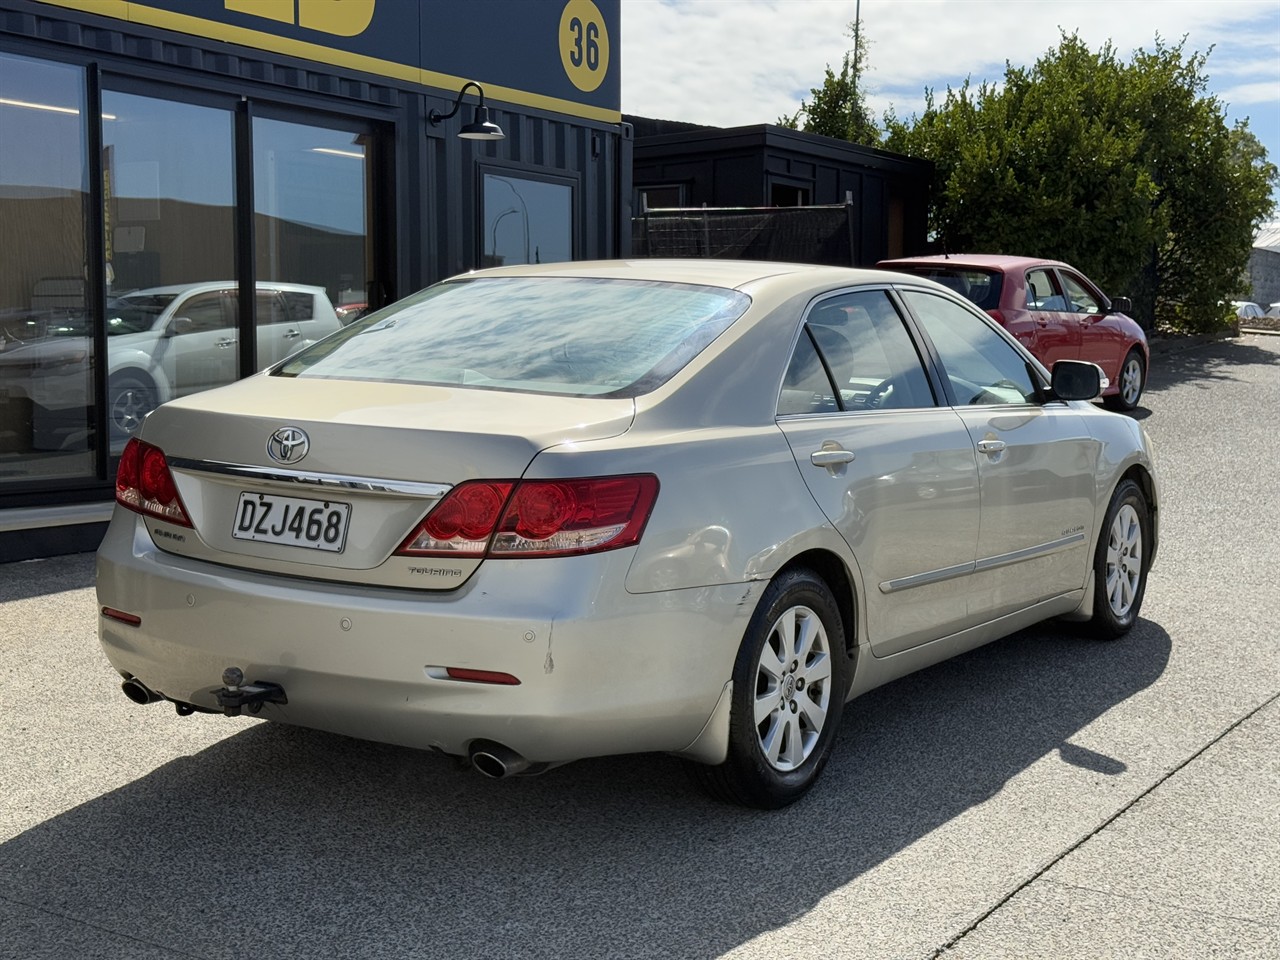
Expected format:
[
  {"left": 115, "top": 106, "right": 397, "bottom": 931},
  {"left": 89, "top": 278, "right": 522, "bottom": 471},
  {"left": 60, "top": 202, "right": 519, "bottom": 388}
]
[
  {"left": 471, "top": 752, "right": 509, "bottom": 779},
  {"left": 468, "top": 740, "right": 530, "bottom": 779},
  {"left": 121, "top": 677, "right": 162, "bottom": 705}
]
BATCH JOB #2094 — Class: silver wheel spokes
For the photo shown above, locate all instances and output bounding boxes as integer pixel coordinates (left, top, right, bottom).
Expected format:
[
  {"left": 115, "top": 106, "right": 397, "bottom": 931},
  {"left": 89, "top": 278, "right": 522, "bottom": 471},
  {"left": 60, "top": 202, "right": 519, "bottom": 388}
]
[
  {"left": 753, "top": 605, "right": 833, "bottom": 771},
  {"left": 1122, "top": 359, "right": 1142, "bottom": 405},
  {"left": 1105, "top": 503, "right": 1143, "bottom": 617},
  {"left": 111, "top": 388, "right": 150, "bottom": 434}
]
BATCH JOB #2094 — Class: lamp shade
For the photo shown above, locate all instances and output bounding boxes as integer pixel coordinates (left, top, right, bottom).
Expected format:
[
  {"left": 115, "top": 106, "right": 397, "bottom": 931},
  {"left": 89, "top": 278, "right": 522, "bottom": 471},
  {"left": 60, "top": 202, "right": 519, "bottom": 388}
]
[{"left": 459, "top": 105, "right": 505, "bottom": 141}]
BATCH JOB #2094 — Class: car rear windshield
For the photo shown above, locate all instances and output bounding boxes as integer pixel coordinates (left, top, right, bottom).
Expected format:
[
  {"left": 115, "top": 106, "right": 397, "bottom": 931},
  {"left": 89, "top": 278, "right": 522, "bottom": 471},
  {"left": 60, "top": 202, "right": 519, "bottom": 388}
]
[
  {"left": 274, "top": 276, "right": 752, "bottom": 398},
  {"left": 892, "top": 267, "right": 1002, "bottom": 311}
]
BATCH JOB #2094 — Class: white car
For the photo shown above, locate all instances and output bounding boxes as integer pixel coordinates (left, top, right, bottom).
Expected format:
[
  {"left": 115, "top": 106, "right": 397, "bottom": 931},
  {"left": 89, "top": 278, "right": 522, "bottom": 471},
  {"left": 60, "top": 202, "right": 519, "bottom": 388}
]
[
  {"left": 1232, "top": 300, "right": 1265, "bottom": 321},
  {"left": 0, "top": 282, "right": 340, "bottom": 445},
  {"left": 97, "top": 260, "right": 1159, "bottom": 808}
]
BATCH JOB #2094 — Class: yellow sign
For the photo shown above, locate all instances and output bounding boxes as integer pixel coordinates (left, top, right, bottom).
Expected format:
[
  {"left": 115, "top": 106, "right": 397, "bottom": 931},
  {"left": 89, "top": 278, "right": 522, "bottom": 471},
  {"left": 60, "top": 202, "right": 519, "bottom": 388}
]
[
  {"left": 559, "top": 0, "right": 609, "bottom": 93},
  {"left": 224, "top": 0, "right": 376, "bottom": 38},
  {"left": 34, "top": 0, "right": 621, "bottom": 122}
]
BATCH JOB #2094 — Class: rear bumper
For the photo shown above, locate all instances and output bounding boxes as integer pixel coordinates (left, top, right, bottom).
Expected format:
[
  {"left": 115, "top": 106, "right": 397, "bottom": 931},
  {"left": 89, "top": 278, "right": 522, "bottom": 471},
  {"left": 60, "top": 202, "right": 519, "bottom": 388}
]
[{"left": 96, "top": 512, "right": 756, "bottom": 763}]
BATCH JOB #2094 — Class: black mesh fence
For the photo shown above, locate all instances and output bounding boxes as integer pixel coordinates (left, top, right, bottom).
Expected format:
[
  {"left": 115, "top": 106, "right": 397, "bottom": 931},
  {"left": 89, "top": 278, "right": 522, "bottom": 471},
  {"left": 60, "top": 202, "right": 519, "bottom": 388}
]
[{"left": 632, "top": 205, "right": 857, "bottom": 266}]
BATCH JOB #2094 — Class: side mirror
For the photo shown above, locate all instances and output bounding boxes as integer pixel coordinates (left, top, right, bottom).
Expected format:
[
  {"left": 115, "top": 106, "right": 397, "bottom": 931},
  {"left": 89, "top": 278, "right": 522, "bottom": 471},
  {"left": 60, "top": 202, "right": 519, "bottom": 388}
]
[
  {"left": 1109, "top": 295, "right": 1132, "bottom": 314},
  {"left": 164, "top": 317, "right": 194, "bottom": 338},
  {"left": 1050, "top": 360, "right": 1103, "bottom": 401}
]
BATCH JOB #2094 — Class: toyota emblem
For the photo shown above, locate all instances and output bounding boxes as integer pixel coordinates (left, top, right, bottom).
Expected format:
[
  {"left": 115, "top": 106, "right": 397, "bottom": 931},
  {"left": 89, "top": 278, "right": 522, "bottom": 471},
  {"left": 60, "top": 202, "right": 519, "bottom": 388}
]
[{"left": 267, "top": 426, "right": 310, "bottom": 465}]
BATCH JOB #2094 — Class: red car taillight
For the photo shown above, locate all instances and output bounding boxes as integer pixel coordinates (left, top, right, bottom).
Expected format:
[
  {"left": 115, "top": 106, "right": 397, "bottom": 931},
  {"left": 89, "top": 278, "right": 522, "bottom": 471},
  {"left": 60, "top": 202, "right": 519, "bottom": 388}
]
[
  {"left": 396, "top": 475, "right": 659, "bottom": 559},
  {"left": 115, "top": 438, "right": 193, "bottom": 527},
  {"left": 986, "top": 308, "right": 1008, "bottom": 326}
]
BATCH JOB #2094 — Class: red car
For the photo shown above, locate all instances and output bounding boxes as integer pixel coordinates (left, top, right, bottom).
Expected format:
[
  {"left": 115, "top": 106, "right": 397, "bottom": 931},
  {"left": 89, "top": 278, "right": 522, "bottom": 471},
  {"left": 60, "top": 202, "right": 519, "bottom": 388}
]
[{"left": 877, "top": 254, "right": 1149, "bottom": 410}]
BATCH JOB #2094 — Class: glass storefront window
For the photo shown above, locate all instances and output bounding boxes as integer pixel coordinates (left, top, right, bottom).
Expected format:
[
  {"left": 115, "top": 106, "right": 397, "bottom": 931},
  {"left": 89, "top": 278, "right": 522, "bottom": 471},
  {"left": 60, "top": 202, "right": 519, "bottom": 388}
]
[
  {"left": 482, "top": 173, "right": 573, "bottom": 268},
  {"left": 101, "top": 91, "right": 236, "bottom": 443},
  {"left": 253, "top": 116, "right": 368, "bottom": 349},
  {"left": 0, "top": 53, "right": 93, "bottom": 483}
]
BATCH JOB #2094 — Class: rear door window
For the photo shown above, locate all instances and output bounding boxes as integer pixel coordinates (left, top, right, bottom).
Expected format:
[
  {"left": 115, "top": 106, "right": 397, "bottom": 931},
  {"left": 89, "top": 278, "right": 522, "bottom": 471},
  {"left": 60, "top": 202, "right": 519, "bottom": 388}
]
[
  {"left": 1025, "top": 269, "right": 1067, "bottom": 312},
  {"left": 779, "top": 289, "right": 935, "bottom": 415}
]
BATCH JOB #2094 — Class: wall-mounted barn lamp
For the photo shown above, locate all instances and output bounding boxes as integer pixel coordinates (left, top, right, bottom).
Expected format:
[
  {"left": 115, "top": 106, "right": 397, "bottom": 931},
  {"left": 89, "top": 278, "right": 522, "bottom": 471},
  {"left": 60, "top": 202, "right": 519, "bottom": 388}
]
[{"left": 428, "top": 81, "right": 505, "bottom": 141}]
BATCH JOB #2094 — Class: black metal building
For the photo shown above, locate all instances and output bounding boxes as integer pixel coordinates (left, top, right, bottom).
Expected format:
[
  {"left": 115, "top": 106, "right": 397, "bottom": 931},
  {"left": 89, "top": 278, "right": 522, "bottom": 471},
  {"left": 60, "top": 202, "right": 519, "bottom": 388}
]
[{"left": 629, "top": 119, "right": 932, "bottom": 267}]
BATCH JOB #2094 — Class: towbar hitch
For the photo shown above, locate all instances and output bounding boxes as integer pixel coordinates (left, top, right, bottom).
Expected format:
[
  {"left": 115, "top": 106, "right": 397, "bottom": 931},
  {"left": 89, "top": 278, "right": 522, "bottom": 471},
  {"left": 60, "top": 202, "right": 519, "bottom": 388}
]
[{"left": 214, "top": 666, "right": 288, "bottom": 717}]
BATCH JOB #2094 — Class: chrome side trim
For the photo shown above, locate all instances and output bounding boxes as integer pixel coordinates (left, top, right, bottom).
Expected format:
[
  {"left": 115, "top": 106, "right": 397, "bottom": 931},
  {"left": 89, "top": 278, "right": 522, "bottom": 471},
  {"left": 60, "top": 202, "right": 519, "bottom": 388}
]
[
  {"left": 879, "top": 561, "right": 975, "bottom": 594},
  {"left": 166, "top": 458, "right": 450, "bottom": 499},
  {"left": 878, "top": 532, "right": 1087, "bottom": 594},
  {"left": 973, "top": 533, "right": 1087, "bottom": 573}
]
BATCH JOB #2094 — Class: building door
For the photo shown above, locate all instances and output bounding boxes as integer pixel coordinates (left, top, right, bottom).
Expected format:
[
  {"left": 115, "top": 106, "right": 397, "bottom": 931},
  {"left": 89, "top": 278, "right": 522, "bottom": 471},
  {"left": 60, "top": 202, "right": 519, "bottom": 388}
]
[
  {"left": 252, "top": 113, "right": 382, "bottom": 334},
  {"left": 100, "top": 88, "right": 239, "bottom": 445},
  {"left": 98, "top": 86, "right": 389, "bottom": 447}
]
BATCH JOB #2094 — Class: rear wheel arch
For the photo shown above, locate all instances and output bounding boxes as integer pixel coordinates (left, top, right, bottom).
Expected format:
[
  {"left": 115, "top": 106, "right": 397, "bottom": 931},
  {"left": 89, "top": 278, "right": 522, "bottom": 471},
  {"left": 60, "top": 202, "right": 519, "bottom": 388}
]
[
  {"left": 775, "top": 549, "right": 859, "bottom": 662},
  {"left": 688, "top": 562, "right": 852, "bottom": 807}
]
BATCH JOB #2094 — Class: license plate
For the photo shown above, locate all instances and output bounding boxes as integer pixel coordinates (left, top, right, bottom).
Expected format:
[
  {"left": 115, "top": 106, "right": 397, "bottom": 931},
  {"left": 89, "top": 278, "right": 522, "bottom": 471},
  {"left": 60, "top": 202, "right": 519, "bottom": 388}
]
[{"left": 232, "top": 492, "right": 350, "bottom": 552}]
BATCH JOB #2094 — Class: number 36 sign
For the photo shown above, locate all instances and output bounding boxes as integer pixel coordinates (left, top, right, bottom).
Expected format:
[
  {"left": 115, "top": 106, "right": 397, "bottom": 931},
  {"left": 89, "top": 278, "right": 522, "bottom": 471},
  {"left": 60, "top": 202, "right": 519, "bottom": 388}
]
[{"left": 560, "top": 0, "right": 611, "bottom": 93}]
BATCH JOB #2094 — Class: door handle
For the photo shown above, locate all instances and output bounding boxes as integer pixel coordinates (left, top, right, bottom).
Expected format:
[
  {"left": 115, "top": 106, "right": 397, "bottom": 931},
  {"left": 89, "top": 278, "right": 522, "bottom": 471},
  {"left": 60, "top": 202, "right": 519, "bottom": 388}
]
[
  {"left": 283, "top": 328, "right": 302, "bottom": 340},
  {"left": 976, "top": 439, "right": 1006, "bottom": 455},
  {"left": 811, "top": 446, "right": 855, "bottom": 467},
  {"left": 216, "top": 338, "right": 238, "bottom": 348}
]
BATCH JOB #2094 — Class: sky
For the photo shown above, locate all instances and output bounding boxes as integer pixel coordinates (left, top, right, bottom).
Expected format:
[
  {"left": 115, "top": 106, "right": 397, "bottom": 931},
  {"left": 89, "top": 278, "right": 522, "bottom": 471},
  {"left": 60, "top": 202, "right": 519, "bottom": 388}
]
[{"left": 620, "top": 0, "right": 1280, "bottom": 209}]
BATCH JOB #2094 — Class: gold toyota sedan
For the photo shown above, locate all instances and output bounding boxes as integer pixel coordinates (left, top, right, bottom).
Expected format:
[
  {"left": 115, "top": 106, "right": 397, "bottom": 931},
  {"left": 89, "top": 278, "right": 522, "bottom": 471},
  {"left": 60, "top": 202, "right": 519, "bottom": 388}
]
[{"left": 96, "top": 260, "right": 1158, "bottom": 808}]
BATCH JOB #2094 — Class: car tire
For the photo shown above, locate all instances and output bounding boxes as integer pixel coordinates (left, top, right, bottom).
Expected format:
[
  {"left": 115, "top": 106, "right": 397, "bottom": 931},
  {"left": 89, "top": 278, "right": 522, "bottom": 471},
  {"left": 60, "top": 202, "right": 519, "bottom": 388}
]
[
  {"left": 1105, "top": 350, "right": 1145, "bottom": 411},
  {"left": 689, "top": 568, "right": 848, "bottom": 808},
  {"left": 1084, "top": 479, "right": 1151, "bottom": 640},
  {"left": 108, "top": 372, "right": 158, "bottom": 441}
]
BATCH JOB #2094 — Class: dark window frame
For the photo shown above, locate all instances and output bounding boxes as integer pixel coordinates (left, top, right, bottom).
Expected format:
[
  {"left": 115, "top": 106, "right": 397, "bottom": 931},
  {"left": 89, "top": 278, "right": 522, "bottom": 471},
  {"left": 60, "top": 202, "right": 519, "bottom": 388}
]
[{"left": 477, "top": 163, "right": 580, "bottom": 268}]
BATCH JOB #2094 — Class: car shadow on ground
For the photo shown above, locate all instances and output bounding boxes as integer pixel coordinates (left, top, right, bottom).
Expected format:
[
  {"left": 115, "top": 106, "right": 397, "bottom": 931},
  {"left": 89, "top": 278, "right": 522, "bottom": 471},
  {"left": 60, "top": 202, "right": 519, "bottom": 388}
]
[
  {"left": 0, "top": 617, "right": 1171, "bottom": 959},
  {"left": 1144, "top": 337, "right": 1280, "bottom": 396}
]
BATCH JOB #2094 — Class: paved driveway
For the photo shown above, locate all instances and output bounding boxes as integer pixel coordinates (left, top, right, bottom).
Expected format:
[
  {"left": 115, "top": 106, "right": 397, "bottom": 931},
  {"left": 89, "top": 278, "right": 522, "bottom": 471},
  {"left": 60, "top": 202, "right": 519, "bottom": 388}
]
[{"left": 2, "top": 335, "right": 1278, "bottom": 959}]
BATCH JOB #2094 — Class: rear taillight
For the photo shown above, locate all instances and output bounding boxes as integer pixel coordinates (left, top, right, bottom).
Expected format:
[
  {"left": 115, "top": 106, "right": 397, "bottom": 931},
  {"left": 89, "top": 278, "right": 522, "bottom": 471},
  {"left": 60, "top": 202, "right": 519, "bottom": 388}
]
[
  {"left": 396, "top": 474, "right": 659, "bottom": 559},
  {"left": 986, "top": 308, "right": 1008, "bottom": 326},
  {"left": 115, "top": 438, "right": 193, "bottom": 527}
]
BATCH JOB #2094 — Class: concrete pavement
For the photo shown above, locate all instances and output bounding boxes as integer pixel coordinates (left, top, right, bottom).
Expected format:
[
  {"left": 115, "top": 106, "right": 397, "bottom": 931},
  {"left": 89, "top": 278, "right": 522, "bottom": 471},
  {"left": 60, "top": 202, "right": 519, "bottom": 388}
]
[{"left": 1, "top": 334, "right": 1278, "bottom": 959}]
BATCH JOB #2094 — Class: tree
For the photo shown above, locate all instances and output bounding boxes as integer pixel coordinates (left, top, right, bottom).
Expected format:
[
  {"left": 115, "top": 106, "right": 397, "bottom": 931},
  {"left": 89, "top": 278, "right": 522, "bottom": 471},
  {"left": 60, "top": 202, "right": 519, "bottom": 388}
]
[
  {"left": 779, "top": 20, "right": 880, "bottom": 147},
  {"left": 883, "top": 34, "right": 1277, "bottom": 332}
]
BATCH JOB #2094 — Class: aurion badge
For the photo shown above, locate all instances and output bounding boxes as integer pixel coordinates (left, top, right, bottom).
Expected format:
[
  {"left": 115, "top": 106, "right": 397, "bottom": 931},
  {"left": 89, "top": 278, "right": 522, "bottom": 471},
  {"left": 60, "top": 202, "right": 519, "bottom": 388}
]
[{"left": 267, "top": 426, "right": 310, "bottom": 465}]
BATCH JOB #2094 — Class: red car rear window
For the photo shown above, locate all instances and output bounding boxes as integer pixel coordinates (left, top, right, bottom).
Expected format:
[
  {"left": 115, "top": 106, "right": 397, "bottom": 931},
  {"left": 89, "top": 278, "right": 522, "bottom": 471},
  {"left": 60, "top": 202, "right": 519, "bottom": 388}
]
[{"left": 891, "top": 267, "right": 1003, "bottom": 311}]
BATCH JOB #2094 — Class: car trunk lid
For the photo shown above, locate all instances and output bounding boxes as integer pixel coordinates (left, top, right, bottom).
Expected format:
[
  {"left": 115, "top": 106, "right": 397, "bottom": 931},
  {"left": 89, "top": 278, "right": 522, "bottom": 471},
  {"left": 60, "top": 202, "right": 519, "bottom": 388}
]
[{"left": 130, "top": 376, "right": 635, "bottom": 590}]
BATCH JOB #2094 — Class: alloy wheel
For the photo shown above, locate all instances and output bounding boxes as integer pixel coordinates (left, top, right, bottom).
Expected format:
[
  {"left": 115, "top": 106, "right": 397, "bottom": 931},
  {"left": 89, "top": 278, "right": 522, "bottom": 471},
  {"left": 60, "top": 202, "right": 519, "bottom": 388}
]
[
  {"left": 110, "top": 383, "right": 154, "bottom": 436},
  {"left": 1105, "top": 503, "right": 1143, "bottom": 618},
  {"left": 1121, "top": 356, "right": 1143, "bottom": 407},
  {"left": 753, "top": 604, "right": 833, "bottom": 771}
]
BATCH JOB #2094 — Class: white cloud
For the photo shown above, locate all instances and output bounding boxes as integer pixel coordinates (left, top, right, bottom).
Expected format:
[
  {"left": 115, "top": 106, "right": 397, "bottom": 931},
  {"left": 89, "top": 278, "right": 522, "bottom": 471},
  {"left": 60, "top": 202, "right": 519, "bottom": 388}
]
[{"left": 620, "top": 0, "right": 1280, "bottom": 163}]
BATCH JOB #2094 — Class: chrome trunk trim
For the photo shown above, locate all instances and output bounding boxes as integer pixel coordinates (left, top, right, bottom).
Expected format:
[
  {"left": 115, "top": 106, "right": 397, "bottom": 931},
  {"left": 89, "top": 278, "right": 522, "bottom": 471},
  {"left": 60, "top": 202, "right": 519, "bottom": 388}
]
[{"left": 166, "top": 458, "right": 450, "bottom": 499}]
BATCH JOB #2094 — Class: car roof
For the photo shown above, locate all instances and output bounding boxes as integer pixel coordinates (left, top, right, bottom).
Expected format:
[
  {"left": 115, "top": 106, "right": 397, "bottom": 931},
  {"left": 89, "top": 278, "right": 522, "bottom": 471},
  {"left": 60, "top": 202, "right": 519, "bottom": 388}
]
[
  {"left": 450, "top": 258, "right": 897, "bottom": 290},
  {"left": 878, "top": 254, "right": 1068, "bottom": 272},
  {"left": 118, "top": 281, "right": 326, "bottom": 297}
]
